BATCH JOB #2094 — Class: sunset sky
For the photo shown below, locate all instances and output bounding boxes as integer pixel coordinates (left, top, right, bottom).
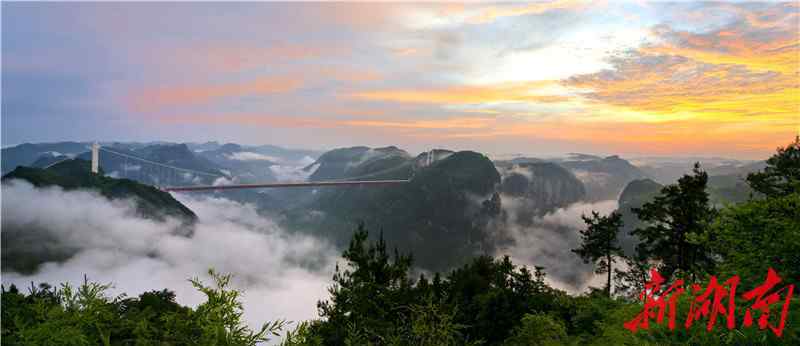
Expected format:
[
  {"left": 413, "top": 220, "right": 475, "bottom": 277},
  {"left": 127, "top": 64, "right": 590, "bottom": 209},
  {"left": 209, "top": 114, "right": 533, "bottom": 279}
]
[{"left": 3, "top": 1, "right": 798, "bottom": 159}]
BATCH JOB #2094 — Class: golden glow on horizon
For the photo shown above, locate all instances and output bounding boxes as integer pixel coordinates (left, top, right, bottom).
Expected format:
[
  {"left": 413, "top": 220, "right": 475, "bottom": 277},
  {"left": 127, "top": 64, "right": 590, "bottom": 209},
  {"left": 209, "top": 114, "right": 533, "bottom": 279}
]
[{"left": 126, "top": 2, "right": 797, "bottom": 158}]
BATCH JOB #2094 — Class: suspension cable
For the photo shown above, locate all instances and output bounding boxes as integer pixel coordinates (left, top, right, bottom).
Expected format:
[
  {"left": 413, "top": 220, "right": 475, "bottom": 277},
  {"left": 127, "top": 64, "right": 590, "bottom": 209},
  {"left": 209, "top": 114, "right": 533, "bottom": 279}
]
[{"left": 98, "top": 147, "right": 223, "bottom": 177}]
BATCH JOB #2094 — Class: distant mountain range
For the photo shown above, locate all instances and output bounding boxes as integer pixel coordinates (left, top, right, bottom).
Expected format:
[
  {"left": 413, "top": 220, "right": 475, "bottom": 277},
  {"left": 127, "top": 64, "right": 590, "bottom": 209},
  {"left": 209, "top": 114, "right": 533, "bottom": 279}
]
[{"left": 1, "top": 142, "right": 90, "bottom": 175}]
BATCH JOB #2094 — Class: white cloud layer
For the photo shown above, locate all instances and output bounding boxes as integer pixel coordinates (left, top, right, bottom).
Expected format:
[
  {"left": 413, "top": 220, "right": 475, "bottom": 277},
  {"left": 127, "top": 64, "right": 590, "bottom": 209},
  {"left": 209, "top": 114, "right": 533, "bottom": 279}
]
[
  {"left": 495, "top": 198, "right": 619, "bottom": 293},
  {"left": 1, "top": 180, "right": 338, "bottom": 337}
]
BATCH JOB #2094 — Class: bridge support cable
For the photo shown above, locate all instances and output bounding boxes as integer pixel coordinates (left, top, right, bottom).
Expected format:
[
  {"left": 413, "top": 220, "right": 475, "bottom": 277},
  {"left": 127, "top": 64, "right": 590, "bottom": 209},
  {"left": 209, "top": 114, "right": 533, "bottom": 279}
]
[
  {"left": 97, "top": 147, "right": 224, "bottom": 178},
  {"left": 88, "top": 144, "right": 416, "bottom": 192},
  {"left": 162, "top": 179, "right": 410, "bottom": 192}
]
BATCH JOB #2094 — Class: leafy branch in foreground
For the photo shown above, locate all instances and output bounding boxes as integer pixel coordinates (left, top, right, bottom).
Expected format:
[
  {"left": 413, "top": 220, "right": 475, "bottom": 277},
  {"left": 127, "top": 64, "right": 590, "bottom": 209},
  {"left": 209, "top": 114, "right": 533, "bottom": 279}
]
[{"left": 190, "top": 269, "right": 287, "bottom": 346}]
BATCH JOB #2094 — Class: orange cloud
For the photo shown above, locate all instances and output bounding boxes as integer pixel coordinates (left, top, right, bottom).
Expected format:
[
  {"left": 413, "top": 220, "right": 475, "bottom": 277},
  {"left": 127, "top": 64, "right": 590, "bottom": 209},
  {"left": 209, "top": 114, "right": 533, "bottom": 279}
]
[
  {"left": 565, "top": 7, "right": 799, "bottom": 127},
  {"left": 413, "top": 118, "right": 794, "bottom": 158},
  {"left": 467, "top": 0, "right": 592, "bottom": 24},
  {"left": 157, "top": 112, "right": 497, "bottom": 131},
  {"left": 350, "top": 81, "right": 569, "bottom": 105},
  {"left": 390, "top": 47, "right": 421, "bottom": 56},
  {"left": 643, "top": 19, "right": 799, "bottom": 74},
  {"left": 158, "top": 113, "right": 334, "bottom": 128},
  {"left": 341, "top": 117, "right": 495, "bottom": 130},
  {"left": 301, "top": 65, "right": 383, "bottom": 83},
  {"left": 130, "top": 77, "right": 303, "bottom": 112},
  {"left": 566, "top": 53, "right": 796, "bottom": 119},
  {"left": 171, "top": 42, "right": 350, "bottom": 73}
]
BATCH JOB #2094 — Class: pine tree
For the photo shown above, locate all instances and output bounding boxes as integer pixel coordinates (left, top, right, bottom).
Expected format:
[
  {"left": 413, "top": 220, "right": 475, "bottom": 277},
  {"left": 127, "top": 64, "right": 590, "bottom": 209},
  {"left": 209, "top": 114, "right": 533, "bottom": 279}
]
[
  {"left": 315, "top": 223, "right": 414, "bottom": 344},
  {"left": 632, "top": 163, "right": 715, "bottom": 281},
  {"left": 747, "top": 136, "right": 800, "bottom": 197},
  {"left": 572, "top": 211, "right": 624, "bottom": 297}
]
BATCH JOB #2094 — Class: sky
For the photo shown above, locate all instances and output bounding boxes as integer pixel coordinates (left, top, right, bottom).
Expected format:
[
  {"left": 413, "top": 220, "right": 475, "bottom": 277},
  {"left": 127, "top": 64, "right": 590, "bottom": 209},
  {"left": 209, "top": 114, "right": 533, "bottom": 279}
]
[{"left": 2, "top": 1, "right": 798, "bottom": 159}]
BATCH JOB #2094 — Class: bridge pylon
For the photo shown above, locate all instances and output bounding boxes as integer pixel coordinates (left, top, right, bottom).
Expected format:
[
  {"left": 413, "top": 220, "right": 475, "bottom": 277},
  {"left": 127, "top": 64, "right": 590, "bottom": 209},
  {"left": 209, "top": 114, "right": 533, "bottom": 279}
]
[{"left": 91, "top": 142, "right": 100, "bottom": 174}]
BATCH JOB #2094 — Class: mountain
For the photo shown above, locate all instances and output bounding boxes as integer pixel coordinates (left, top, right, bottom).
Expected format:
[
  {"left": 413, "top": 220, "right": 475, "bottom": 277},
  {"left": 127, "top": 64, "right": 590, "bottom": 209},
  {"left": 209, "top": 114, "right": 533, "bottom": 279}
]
[
  {"left": 614, "top": 170, "right": 757, "bottom": 256},
  {"left": 186, "top": 141, "right": 222, "bottom": 152},
  {"left": 2, "top": 159, "right": 197, "bottom": 273},
  {"left": 285, "top": 149, "right": 501, "bottom": 271},
  {"left": 248, "top": 144, "right": 320, "bottom": 163},
  {"left": 2, "top": 159, "right": 196, "bottom": 223},
  {"left": 194, "top": 143, "right": 277, "bottom": 184},
  {"left": 1, "top": 142, "right": 89, "bottom": 175},
  {"left": 636, "top": 158, "right": 767, "bottom": 185},
  {"left": 616, "top": 178, "right": 663, "bottom": 255},
  {"left": 564, "top": 153, "right": 603, "bottom": 161},
  {"left": 557, "top": 155, "right": 648, "bottom": 201},
  {"left": 30, "top": 153, "right": 72, "bottom": 168},
  {"left": 306, "top": 146, "right": 412, "bottom": 181},
  {"left": 497, "top": 162, "right": 586, "bottom": 222},
  {"left": 707, "top": 174, "right": 756, "bottom": 205}
]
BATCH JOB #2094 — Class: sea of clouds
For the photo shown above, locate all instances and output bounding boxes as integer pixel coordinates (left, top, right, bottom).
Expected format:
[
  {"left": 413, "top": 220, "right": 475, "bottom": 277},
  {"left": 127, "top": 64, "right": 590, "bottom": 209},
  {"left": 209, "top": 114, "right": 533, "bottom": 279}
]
[{"left": 1, "top": 180, "right": 338, "bottom": 335}]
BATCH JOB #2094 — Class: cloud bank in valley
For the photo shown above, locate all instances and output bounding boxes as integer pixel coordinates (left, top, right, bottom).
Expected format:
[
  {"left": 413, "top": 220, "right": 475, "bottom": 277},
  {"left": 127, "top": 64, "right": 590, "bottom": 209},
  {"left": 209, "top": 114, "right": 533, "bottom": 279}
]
[
  {"left": 1, "top": 180, "right": 338, "bottom": 331},
  {"left": 1, "top": 177, "right": 625, "bottom": 337},
  {"left": 494, "top": 198, "right": 619, "bottom": 293}
]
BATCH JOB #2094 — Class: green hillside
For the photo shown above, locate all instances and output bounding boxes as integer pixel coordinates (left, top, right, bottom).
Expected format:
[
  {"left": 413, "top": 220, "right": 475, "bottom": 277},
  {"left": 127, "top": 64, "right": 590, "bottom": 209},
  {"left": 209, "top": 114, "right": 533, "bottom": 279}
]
[{"left": 2, "top": 159, "right": 196, "bottom": 223}]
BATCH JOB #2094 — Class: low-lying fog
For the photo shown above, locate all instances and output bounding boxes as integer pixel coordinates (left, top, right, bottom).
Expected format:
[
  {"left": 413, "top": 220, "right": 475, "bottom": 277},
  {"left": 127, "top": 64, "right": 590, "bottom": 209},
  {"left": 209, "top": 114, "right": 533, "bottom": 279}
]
[{"left": 2, "top": 180, "right": 617, "bottom": 334}]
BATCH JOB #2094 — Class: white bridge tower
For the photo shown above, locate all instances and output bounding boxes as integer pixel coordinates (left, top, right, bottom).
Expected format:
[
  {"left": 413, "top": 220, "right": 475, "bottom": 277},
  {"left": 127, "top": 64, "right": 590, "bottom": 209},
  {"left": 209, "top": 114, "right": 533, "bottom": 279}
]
[{"left": 91, "top": 142, "right": 100, "bottom": 174}]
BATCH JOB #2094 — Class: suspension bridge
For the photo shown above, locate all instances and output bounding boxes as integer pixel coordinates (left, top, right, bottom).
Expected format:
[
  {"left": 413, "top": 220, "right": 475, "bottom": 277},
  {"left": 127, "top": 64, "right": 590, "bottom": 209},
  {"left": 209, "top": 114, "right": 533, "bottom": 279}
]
[{"left": 86, "top": 143, "right": 423, "bottom": 192}]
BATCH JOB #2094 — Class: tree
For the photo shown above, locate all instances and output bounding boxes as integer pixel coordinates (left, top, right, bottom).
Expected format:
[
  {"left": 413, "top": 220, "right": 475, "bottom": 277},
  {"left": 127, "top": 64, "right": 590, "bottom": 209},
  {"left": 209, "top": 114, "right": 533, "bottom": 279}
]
[
  {"left": 502, "top": 312, "right": 568, "bottom": 346},
  {"left": 190, "top": 269, "right": 286, "bottom": 346},
  {"left": 315, "top": 223, "right": 414, "bottom": 344},
  {"left": 632, "top": 163, "right": 715, "bottom": 281},
  {"left": 572, "top": 211, "right": 624, "bottom": 297},
  {"left": 699, "top": 193, "right": 800, "bottom": 289},
  {"left": 747, "top": 136, "right": 800, "bottom": 198}
]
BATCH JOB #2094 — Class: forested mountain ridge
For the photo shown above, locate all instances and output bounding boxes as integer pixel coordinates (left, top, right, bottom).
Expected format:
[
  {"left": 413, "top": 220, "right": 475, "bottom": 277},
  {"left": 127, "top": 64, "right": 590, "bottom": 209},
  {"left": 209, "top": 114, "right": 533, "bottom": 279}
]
[
  {"left": 305, "top": 146, "right": 412, "bottom": 181},
  {"left": 1, "top": 159, "right": 197, "bottom": 273},
  {"left": 2, "top": 159, "right": 196, "bottom": 223},
  {"left": 287, "top": 150, "right": 501, "bottom": 271}
]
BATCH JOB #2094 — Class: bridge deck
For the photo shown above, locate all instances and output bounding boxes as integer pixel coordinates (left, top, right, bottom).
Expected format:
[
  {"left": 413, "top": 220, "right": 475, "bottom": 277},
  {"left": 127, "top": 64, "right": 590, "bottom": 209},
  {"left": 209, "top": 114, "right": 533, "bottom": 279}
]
[{"left": 162, "top": 179, "right": 411, "bottom": 192}]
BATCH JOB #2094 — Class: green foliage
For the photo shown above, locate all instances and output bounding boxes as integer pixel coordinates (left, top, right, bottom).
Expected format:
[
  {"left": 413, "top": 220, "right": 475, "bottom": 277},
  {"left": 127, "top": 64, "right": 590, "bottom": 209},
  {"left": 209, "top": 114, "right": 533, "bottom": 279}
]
[
  {"left": 279, "top": 321, "right": 324, "bottom": 346},
  {"left": 632, "top": 163, "right": 716, "bottom": 281},
  {"left": 443, "top": 256, "right": 562, "bottom": 344},
  {"left": 747, "top": 136, "right": 800, "bottom": 197},
  {"left": 315, "top": 223, "right": 415, "bottom": 344},
  {"left": 1, "top": 270, "right": 285, "bottom": 346},
  {"left": 405, "top": 295, "right": 466, "bottom": 346},
  {"left": 573, "top": 211, "right": 624, "bottom": 296},
  {"left": 190, "top": 269, "right": 286, "bottom": 345},
  {"left": 311, "top": 223, "right": 570, "bottom": 345},
  {"left": 503, "top": 312, "right": 569, "bottom": 346},
  {"left": 696, "top": 181, "right": 800, "bottom": 289}
]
